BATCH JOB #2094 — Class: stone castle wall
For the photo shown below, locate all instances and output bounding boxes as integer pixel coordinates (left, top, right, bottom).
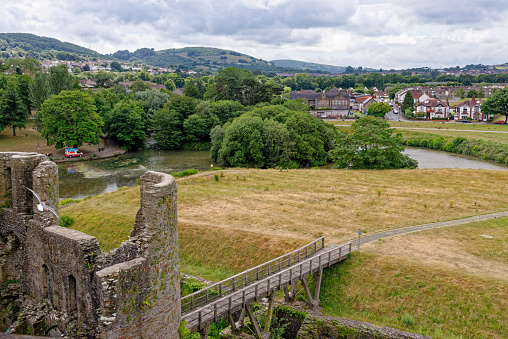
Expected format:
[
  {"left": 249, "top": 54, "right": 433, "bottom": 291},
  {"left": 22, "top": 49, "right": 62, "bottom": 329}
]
[{"left": 0, "top": 153, "right": 181, "bottom": 338}]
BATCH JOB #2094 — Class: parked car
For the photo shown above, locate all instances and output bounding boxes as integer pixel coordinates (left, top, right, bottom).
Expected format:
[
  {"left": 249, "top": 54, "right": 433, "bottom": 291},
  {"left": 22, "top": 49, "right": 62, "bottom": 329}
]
[
  {"left": 64, "top": 148, "right": 83, "bottom": 158},
  {"left": 495, "top": 120, "right": 506, "bottom": 124},
  {"left": 460, "top": 119, "right": 472, "bottom": 123}
]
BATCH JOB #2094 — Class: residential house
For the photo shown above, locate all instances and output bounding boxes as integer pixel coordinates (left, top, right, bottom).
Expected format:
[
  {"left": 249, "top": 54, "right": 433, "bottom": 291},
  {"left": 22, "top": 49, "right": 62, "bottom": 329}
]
[
  {"left": 415, "top": 99, "right": 450, "bottom": 120},
  {"left": 453, "top": 96, "right": 485, "bottom": 121},
  {"left": 290, "top": 89, "right": 350, "bottom": 110},
  {"left": 355, "top": 95, "right": 375, "bottom": 114}
]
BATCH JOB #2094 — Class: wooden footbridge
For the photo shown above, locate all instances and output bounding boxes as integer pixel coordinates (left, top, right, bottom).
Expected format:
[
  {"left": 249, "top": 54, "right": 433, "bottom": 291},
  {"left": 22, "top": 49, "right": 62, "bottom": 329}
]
[{"left": 181, "top": 237, "right": 353, "bottom": 338}]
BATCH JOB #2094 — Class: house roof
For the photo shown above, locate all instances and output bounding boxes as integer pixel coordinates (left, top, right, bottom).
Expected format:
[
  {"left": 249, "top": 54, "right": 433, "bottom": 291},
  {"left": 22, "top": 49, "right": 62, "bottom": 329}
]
[
  {"left": 356, "top": 95, "right": 372, "bottom": 103},
  {"left": 417, "top": 98, "right": 448, "bottom": 108}
]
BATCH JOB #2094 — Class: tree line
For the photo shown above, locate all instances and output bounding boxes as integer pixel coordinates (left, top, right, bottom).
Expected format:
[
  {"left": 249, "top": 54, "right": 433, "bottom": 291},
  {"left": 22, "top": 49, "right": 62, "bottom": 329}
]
[{"left": 3, "top": 59, "right": 507, "bottom": 170}]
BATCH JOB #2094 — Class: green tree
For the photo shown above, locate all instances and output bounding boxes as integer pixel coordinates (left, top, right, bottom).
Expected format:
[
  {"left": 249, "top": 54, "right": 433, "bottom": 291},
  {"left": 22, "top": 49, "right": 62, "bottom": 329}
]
[
  {"left": 29, "top": 72, "right": 51, "bottom": 110},
  {"left": 388, "top": 87, "right": 401, "bottom": 100},
  {"left": 329, "top": 116, "right": 418, "bottom": 169},
  {"left": 183, "top": 101, "right": 220, "bottom": 145},
  {"left": 40, "top": 90, "right": 104, "bottom": 148},
  {"left": 128, "top": 79, "right": 151, "bottom": 93},
  {"left": 95, "top": 71, "right": 113, "bottom": 88},
  {"left": 210, "top": 100, "right": 246, "bottom": 124},
  {"left": 466, "top": 89, "right": 478, "bottom": 98},
  {"left": 135, "top": 89, "right": 171, "bottom": 122},
  {"left": 152, "top": 108, "right": 185, "bottom": 149},
  {"left": 482, "top": 87, "right": 508, "bottom": 123},
  {"left": 401, "top": 91, "right": 414, "bottom": 113},
  {"left": 215, "top": 105, "right": 335, "bottom": 168},
  {"left": 456, "top": 88, "right": 466, "bottom": 99},
  {"left": 49, "top": 64, "right": 75, "bottom": 95},
  {"left": 105, "top": 100, "right": 146, "bottom": 150},
  {"left": 164, "top": 79, "right": 176, "bottom": 91},
  {"left": 0, "top": 85, "right": 29, "bottom": 136},
  {"left": 368, "top": 102, "right": 392, "bottom": 117},
  {"left": 110, "top": 61, "right": 123, "bottom": 72},
  {"left": 184, "top": 81, "right": 202, "bottom": 99}
]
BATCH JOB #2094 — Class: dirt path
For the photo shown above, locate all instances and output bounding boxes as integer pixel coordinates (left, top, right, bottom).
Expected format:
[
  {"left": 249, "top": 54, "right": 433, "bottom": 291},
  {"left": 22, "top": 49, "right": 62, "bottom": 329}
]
[{"left": 358, "top": 210, "right": 508, "bottom": 246}]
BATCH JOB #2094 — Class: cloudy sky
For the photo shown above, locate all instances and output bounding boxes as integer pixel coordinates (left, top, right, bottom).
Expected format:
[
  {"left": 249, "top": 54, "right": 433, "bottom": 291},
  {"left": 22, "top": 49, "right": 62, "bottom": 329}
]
[{"left": 2, "top": 0, "right": 508, "bottom": 69}]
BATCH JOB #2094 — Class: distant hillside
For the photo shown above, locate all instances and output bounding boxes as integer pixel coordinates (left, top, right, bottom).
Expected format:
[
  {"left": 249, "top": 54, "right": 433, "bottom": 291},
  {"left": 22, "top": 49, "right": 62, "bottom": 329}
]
[
  {"left": 110, "top": 46, "right": 303, "bottom": 74},
  {"left": 0, "top": 33, "right": 103, "bottom": 60},
  {"left": 272, "top": 59, "right": 346, "bottom": 74},
  {"left": 0, "top": 33, "right": 336, "bottom": 74}
]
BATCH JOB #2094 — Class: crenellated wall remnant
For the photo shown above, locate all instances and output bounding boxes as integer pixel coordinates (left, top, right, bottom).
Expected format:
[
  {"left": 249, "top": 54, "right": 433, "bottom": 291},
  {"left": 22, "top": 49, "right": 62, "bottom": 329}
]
[{"left": 0, "top": 152, "right": 181, "bottom": 338}]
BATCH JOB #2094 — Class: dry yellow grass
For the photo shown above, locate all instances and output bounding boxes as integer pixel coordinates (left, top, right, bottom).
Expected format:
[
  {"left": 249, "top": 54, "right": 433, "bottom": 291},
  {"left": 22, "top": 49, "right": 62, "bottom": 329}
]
[
  {"left": 177, "top": 168, "right": 508, "bottom": 246},
  {"left": 65, "top": 168, "right": 508, "bottom": 279},
  {"left": 363, "top": 217, "right": 508, "bottom": 280}
]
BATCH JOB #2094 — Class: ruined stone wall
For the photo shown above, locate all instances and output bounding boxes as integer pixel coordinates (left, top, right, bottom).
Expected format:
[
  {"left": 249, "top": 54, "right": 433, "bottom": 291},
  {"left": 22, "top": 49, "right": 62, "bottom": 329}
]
[
  {"left": 25, "top": 224, "right": 100, "bottom": 327},
  {"left": 96, "top": 171, "right": 180, "bottom": 339},
  {"left": 0, "top": 153, "right": 181, "bottom": 338}
]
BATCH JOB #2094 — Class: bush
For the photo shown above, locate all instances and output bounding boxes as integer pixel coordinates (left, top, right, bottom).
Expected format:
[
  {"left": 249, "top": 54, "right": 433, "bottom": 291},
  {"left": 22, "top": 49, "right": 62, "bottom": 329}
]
[
  {"left": 400, "top": 313, "right": 415, "bottom": 327},
  {"left": 59, "top": 215, "right": 75, "bottom": 227},
  {"left": 171, "top": 168, "right": 199, "bottom": 177}
]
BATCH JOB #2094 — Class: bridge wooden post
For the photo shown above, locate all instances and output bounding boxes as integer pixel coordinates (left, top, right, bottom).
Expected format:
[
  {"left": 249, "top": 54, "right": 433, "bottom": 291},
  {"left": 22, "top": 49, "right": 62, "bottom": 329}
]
[
  {"left": 246, "top": 303, "right": 264, "bottom": 339},
  {"left": 301, "top": 269, "right": 323, "bottom": 308},
  {"left": 199, "top": 324, "right": 209, "bottom": 339},
  {"left": 314, "top": 267, "right": 323, "bottom": 303},
  {"left": 263, "top": 291, "right": 275, "bottom": 333}
]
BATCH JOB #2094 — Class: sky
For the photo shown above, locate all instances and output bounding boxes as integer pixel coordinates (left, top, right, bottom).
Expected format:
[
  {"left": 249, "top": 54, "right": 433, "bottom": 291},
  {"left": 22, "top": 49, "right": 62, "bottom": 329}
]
[{"left": 2, "top": 0, "right": 508, "bottom": 69}]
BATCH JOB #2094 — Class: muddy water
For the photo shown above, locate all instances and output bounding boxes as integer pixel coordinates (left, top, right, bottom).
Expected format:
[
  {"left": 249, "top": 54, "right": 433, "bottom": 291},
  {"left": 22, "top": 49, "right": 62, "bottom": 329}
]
[
  {"left": 58, "top": 147, "right": 507, "bottom": 199},
  {"left": 58, "top": 149, "right": 214, "bottom": 199}
]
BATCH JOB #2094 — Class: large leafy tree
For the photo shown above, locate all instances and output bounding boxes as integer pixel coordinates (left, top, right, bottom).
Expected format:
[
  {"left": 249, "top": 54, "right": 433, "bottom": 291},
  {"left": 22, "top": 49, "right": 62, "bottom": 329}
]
[
  {"left": 40, "top": 90, "right": 104, "bottom": 148},
  {"left": 482, "top": 87, "right": 508, "bottom": 122},
  {"left": 368, "top": 102, "right": 392, "bottom": 117},
  {"left": 214, "top": 105, "right": 335, "bottom": 168},
  {"left": 49, "top": 64, "right": 76, "bottom": 95},
  {"left": 0, "top": 85, "right": 29, "bottom": 136},
  {"left": 105, "top": 100, "right": 146, "bottom": 150},
  {"left": 29, "top": 72, "right": 51, "bottom": 110},
  {"left": 329, "top": 116, "right": 418, "bottom": 169}
]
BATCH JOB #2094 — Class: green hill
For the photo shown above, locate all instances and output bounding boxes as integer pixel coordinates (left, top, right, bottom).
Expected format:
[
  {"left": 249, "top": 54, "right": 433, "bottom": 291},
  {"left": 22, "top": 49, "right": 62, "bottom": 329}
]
[
  {"left": 0, "top": 33, "right": 103, "bottom": 60},
  {"left": 272, "top": 59, "right": 346, "bottom": 73},
  {"left": 0, "top": 32, "right": 332, "bottom": 74},
  {"left": 110, "top": 46, "right": 299, "bottom": 73}
]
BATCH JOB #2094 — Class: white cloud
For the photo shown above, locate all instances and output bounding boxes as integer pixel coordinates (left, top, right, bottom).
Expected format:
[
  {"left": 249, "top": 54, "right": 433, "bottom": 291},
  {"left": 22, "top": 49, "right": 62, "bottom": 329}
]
[{"left": 1, "top": 0, "right": 508, "bottom": 69}]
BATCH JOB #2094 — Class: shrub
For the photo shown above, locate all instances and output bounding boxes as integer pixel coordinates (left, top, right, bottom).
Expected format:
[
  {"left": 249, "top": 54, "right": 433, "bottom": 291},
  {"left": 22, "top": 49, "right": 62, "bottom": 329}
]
[
  {"left": 171, "top": 168, "right": 199, "bottom": 177},
  {"left": 59, "top": 215, "right": 75, "bottom": 227},
  {"left": 400, "top": 313, "right": 415, "bottom": 327}
]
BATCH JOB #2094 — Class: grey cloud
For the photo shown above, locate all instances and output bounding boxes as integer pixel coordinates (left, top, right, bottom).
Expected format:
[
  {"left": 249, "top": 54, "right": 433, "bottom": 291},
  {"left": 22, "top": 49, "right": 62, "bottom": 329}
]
[
  {"left": 69, "top": 0, "right": 357, "bottom": 45},
  {"left": 399, "top": 0, "right": 508, "bottom": 26}
]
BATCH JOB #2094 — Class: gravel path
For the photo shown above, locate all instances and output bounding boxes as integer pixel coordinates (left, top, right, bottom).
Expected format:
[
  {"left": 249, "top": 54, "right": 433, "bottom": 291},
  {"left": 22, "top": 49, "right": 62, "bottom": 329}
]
[{"left": 358, "top": 210, "right": 508, "bottom": 246}]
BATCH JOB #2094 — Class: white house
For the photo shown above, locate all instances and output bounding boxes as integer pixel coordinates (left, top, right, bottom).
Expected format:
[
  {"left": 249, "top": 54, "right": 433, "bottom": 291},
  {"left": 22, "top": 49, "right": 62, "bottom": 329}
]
[{"left": 453, "top": 96, "right": 485, "bottom": 121}]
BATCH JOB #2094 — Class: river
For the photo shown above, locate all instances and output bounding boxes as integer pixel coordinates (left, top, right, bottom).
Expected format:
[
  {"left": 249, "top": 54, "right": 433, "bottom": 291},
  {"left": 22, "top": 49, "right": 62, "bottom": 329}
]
[{"left": 58, "top": 147, "right": 507, "bottom": 199}]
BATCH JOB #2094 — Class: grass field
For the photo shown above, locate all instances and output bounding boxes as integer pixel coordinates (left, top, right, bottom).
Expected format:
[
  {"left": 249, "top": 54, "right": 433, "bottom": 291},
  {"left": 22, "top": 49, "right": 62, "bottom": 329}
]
[
  {"left": 318, "top": 217, "right": 507, "bottom": 338},
  {"left": 333, "top": 120, "right": 508, "bottom": 145},
  {"left": 0, "top": 125, "right": 109, "bottom": 157},
  {"left": 60, "top": 168, "right": 508, "bottom": 337}
]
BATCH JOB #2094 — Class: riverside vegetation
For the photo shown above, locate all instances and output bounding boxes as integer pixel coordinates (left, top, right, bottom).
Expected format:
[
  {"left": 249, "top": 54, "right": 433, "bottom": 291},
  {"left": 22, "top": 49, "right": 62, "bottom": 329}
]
[{"left": 61, "top": 168, "right": 508, "bottom": 338}]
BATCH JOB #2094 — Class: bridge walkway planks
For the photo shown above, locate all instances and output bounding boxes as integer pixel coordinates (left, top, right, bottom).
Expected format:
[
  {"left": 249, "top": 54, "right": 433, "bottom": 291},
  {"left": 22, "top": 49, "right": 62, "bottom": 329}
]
[{"left": 182, "top": 241, "right": 352, "bottom": 333}]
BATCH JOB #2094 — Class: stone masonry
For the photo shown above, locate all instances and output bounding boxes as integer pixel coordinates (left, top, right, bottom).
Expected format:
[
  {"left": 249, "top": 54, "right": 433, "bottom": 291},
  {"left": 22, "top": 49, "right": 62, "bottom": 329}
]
[{"left": 0, "top": 152, "right": 181, "bottom": 338}]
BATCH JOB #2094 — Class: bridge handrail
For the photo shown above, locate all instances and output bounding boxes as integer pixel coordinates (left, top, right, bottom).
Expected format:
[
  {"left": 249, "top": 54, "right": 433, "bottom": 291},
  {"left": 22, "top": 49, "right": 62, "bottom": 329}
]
[
  {"left": 183, "top": 241, "right": 353, "bottom": 331},
  {"left": 181, "top": 237, "right": 325, "bottom": 314}
]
